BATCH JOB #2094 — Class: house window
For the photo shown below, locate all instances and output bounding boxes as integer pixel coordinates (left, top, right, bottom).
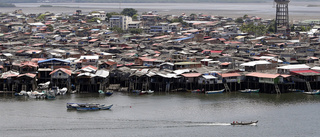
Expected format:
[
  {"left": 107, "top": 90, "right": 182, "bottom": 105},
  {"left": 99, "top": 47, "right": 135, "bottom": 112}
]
[{"left": 58, "top": 73, "right": 62, "bottom": 76}]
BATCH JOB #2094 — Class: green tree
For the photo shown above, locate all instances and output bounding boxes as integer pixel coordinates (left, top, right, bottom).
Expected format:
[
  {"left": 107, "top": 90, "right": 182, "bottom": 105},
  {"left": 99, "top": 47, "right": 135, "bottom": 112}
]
[
  {"left": 190, "top": 13, "right": 197, "bottom": 20},
  {"left": 243, "top": 14, "right": 248, "bottom": 19},
  {"left": 121, "top": 8, "right": 137, "bottom": 17},
  {"left": 290, "top": 25, "right": 295, "bottom": 31},
  {"left": 235, "top": 17, "right": 244, "bottom": 24},
  {"left": 106, "top": 12, "right": 120, "bottom": 21},
  {"left": 129, "top": 28, "right": 143, "bottom": 34},
  {"left": 171, "top": 18, "right": 187, "bottom": 27},
  {"left": 132, "top": 14, "right": 139, "bottom": 20},
  {"left": 46, "top": 24, "right": 54, "bottom": 32},
  {"left": 88, "top": 17, "right": 101, "bottom": 23},
  {"left": 37, "top": 14, "right": 46, "bottom": 21},
  {"left": 267, "top": 20, "right": 275, "bottom": 33},
  {"left": 307, "top": 26, "right": 312, "bottom": 31},
  {"left": 110, "top": 27, "right": 123, "bottom": 34},
  {"left": 240, "top": 23, "right": 266, "bottom": 36}
]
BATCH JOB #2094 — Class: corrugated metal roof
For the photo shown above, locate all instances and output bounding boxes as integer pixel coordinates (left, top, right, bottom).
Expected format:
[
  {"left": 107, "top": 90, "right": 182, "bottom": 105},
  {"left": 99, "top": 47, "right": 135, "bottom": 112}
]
[
  {"left": 18, "top": 73, "right": 37, "bottom": 78},
  {"left": 202, "top": 75, "right": 217, "bottom": 79},
  {"left": 240, "top": 61, "right": 271, "bottom": 67},
  {"left": 49, "top": 68, "right": 72, "bottom": 76},
  {"left": 94, "top": 70, "right": 109, "bottom": 78},
  {"left": 246, "top": 72, "right": 280, "bottom": 79},
  {"left": 291, "top": 70, "right": 320, "bottom": 76},
  {"left": 277, "top": 64, "right": 310, "bottom": 69},
  {"left": 181, "top": 73, "right": 202, "bottom": 78},
  {"left": 221, "top": 73, "right": 241, "bottom": 78},
  {"left": 38, "top": 58, "right": 70, "bottom": 64}
]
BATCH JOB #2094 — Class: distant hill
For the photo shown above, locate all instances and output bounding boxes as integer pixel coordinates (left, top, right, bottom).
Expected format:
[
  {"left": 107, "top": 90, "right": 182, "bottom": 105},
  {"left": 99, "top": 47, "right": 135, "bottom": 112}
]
[{"left": 6, "top": 0, "right": 320, "bottom": 3}]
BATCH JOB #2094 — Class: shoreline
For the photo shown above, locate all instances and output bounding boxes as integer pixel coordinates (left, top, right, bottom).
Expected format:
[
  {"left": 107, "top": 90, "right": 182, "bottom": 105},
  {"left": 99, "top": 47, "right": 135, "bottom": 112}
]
[{"left": 0, "top": 2, "right": 316, "bottom": 20}]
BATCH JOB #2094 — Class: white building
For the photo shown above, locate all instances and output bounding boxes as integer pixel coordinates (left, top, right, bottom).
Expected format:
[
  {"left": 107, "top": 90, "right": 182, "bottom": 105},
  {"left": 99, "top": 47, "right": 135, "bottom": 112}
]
[
  {"left": 128, "top": 21, "right": 142, "bottom": 29},
  {"left": 277, "top": 64, "right": 310, "bottom": 74},
  {"left": 91, "top": 11, "right": 106, "bottom": 21},
  {"left": 109, "top": 15, "right": 132, "bottom": 30}
]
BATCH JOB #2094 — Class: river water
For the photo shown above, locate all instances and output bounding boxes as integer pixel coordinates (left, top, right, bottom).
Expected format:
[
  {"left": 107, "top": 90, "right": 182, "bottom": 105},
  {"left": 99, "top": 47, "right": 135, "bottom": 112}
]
[
  {"left": 1, "top": 3, "right": 320, "bottom": 136},
  {"left": 1, "top": 92, "right": 320, "bottom": 137},
  {"left": 1, "top": 2, "right": 320, "bottom": 20}
]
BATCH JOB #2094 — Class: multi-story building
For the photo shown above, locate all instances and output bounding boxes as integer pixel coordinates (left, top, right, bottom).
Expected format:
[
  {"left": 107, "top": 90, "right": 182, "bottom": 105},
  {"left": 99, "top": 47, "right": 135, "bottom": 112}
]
[
  {"left": 150, "top": 23, "right": 169, "bottom": 33},
  {"left": 90, "top": 11, "right": 106, "bottom": 21},
  {"left": 128, "top": 21, "right": 142, "bottom": 29},
  {"left": 109, "top": 15, "right": 132, "bottom": 30}
]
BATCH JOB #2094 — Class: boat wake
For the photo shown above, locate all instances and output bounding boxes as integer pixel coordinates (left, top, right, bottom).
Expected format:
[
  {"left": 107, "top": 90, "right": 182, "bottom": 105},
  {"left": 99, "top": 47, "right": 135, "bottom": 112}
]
[{"left": 190, "top": 122, "right": 231, "bottom": 126}]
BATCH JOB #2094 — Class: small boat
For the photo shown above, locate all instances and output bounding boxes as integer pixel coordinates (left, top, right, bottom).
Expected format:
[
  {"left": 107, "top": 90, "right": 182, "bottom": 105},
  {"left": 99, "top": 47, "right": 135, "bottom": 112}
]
[
  {"left": 15, "top": 90, "right": 27, "bottom": 96},
  {"left": 303, "top": 90, "right": 320, "bottom": 95},
  {"left": 191, "top": 89, "right": 204, "bottom": 93},
  {"left": 205, "top": 89, "right": 225, "bottom": 94},
  {"left": 99, "top": 104, "right": 113, "bottom": 110},
  {"left": 58, "top": 87, "right": 68, "bottom": 95},
  {"left": 240, "top": 89, "right": 260, "bottom": 93},
  {"left": 35, "top": 92, "right": 46, "bottom": 99},
  {"left": 132, "top": 90, "right": 141, "bottom": 94},
  {"left": 66, "top": 103, "right": 113, "bottom": 110},
  {"left": 45, "top": 90, "right": 56, "bottom": 99},
  {"left": 146, "top": 90, "right": 154, "bottom": 94},
  {"left": 98, "top": 90, "right": 104, "bottom": 94},
  {"left": 38, "top": 81, "right": 50, "bottom": 89},
  {"left": 70, "top": 90, "right": 77, "bottom": 94},
  {"left": 288, "top": 89, "right": 305, "bottom": 92},
  {"left": 105, "top": 90, "right": 113, "bottom": 96},
  {"left": 27, "top": 91, "right": 40, "bottom": 98},
  {"left": 67, "top": 103, "right": 84, "bottom": 109},
  {"left": 231, "top": 120, "right": 258, "bottom": 125},
  {"left": 140, "top": 90, "right": 147, "bottom": 95}
]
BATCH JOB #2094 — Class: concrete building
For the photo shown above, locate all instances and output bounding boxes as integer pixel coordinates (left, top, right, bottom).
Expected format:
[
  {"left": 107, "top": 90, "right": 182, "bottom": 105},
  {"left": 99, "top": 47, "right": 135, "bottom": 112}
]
[{"left": 109, "top": 15, "right": 132, "bottom": 30}]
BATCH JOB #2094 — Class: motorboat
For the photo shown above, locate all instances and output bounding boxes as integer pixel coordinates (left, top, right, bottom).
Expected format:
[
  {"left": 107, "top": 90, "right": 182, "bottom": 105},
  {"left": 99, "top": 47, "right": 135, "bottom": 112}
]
[
  {"left": 240, "top": 89, "right": 260, "bottom": 93},
  {"left": 67, "top": 103, "right": 113, "bottom": 111},
  {"left": 205, "top": 89, "right": 225, "bottom": 94},
  {"left": 303, "top": 90, "right": 320, "bottom": 95},
  {"left": 231, "top": 120, "right": 258, "bottom": 125}
]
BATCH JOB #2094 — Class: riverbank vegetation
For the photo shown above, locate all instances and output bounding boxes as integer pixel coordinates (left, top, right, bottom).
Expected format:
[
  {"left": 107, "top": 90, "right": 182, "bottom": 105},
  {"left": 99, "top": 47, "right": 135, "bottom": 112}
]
[{"left": 40, "top": 5, "right": 53, "bottom": 7}]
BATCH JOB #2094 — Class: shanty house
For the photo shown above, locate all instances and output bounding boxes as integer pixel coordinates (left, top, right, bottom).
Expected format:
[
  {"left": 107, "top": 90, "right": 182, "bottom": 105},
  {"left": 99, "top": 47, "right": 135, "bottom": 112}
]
[
  {"left": 277, "top": 64, "right": 310, "bottom": 74},
  {"left": 49, "top": 68, "right": 72, "bottom": 90},
  {"left": 240, "top": 60, "right": 276, "bottom": 72}
]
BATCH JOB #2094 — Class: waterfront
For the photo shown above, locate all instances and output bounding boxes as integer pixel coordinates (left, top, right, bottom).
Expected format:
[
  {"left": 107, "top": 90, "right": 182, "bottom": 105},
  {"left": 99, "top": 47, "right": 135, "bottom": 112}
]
[
  {"left": 1, "top": 92, "right": 320, "bottom": 137},
  {"left": 1, "top": 2, "right": 320, "bottom": 20}
]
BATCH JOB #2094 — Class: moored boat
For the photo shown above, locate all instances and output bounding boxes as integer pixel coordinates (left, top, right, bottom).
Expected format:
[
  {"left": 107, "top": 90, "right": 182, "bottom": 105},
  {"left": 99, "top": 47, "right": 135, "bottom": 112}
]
[
  {"left": 132, "top": 90, "right": 141, "bottom": 94},
  {"left": 205, "top": 89, "right": 225, "bottom": 94},
  {"left": 105, "top": 90, "right": 113, "bottom": 96},
  {"left": 240, "top": 89, "right": 260, "bottom": 93},
  {"left": 99, "top": 104, "right": 113, "bottom": 110},
  {"left": 98, "top": 90, "right": 104, "bottom": 94},
  {"left": 303, "top": 90, "right": 320, "bottom": 95},
  {"left": 140, "top": 90, "right": 147, "bottom": 95},
  {"left": 191, "top": 89, "right": 204, "bottom": 93},
  {"left": 57, "top": 87, "right": 67, "bottom": 95},
  {"left": 146, "top": 90, "right": 154, "bottom": 94},
  {"left": 231, "top": 120, "right": 258, "bottom": 125},
  {"left": 15, "top": 90, "right": 27, "bottom": 96},
  {"left": 27, "top": 91, "right": 40, "bottom": 98}
]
